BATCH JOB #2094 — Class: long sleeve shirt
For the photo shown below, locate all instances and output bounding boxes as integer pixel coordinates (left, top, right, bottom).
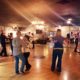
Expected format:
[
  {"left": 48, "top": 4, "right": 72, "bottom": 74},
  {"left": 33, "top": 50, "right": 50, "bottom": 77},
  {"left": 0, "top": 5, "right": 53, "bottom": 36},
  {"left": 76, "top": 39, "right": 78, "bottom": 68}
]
[
  {"left": 22, "top": 38, "right": 32, "bottom": 52},
  {"left": 12, "top": 37, "right": 22, "bottom": 56}
]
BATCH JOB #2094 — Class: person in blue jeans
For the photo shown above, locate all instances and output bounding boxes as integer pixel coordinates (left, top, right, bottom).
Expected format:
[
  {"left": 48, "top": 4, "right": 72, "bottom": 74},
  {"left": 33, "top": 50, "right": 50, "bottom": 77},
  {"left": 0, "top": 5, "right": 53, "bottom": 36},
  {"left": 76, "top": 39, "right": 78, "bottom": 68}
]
[
  {"left": 12, "top": 31, "right": 25, "bottom": 74},
  {"left": 14, "top": 53, "right": 25, "bottom": 74},
  {"left": 51, "top": 29, "right": 66, "bottom": 73}
]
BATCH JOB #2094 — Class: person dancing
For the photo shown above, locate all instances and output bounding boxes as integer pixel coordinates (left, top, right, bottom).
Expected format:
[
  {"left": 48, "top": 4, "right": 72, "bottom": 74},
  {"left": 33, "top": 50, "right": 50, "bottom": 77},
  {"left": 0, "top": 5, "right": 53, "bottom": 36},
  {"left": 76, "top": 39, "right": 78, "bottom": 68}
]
[{"left": 51, "top": 29, "right": 66, "bottom": 73}]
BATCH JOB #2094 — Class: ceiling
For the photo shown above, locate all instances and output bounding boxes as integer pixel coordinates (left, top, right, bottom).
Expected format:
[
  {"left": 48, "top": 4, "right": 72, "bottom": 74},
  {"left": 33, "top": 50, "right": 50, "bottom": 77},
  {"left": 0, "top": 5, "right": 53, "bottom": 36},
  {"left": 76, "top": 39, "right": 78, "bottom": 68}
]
[{"left": 0, "top": 0, "right": 80, "bottom": 26}]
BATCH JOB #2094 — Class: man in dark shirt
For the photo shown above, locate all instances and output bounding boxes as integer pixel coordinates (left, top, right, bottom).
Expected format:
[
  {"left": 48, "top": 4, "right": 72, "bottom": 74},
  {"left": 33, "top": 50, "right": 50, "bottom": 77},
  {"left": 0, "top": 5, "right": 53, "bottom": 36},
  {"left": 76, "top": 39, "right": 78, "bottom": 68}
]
[{"left": 0, "top": 32, "right": 7, "bottom": 56}]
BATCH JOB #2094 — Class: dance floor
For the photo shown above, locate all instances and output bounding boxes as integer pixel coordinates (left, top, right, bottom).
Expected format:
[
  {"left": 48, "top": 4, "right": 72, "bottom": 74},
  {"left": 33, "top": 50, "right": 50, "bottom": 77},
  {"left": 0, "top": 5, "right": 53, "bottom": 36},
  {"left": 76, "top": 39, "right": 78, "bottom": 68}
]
[{"left": 0, "top": 44, "right": 80, "bottom": 80}]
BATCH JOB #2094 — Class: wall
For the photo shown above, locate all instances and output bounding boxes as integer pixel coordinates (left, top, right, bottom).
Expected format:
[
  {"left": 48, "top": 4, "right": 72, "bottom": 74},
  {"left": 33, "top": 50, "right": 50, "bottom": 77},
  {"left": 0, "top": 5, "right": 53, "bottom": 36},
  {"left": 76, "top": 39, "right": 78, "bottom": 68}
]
[{"left": 4, "top": 26, "right": 80, "bottom": 37}]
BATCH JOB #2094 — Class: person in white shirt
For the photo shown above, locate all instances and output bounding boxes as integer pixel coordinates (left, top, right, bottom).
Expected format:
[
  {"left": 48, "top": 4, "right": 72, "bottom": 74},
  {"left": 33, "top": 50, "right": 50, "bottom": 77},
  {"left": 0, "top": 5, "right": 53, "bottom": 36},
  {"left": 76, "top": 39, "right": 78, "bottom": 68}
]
[{"left": 12, "top": 31, "right": 25, "bottom": 74}]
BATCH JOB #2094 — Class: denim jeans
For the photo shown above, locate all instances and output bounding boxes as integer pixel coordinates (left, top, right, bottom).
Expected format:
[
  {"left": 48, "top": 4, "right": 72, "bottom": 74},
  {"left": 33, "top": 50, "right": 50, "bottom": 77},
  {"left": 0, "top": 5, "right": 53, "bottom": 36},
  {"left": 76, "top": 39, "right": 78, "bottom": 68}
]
[
  {"left": 14, "top": 53, "right": 25, "bottom": 73},
  {"left": 51, "top": 49, "right": 63, "bottom": 72}
]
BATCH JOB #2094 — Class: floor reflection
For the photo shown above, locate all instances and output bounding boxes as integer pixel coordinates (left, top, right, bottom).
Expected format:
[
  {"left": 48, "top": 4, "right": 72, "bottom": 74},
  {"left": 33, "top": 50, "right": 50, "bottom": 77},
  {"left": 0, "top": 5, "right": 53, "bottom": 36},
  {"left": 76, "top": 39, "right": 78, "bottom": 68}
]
[{"left": 0, "top": 44, "right": 80, "bottom": 80}]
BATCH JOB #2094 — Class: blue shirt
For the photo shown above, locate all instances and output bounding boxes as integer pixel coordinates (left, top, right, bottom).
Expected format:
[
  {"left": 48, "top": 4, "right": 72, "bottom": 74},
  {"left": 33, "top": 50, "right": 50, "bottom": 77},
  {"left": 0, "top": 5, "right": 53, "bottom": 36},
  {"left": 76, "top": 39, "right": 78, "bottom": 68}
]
[{"left": 53, "top": 36, "right": 64, "bottom": 48}]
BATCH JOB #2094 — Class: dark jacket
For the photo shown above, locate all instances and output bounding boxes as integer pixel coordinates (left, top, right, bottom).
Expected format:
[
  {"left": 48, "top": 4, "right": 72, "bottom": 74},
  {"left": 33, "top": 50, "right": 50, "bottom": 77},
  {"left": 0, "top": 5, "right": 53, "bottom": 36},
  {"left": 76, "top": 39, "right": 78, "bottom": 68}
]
[{"left": 0, "top": 34, "right": 6, "bottom": 45}]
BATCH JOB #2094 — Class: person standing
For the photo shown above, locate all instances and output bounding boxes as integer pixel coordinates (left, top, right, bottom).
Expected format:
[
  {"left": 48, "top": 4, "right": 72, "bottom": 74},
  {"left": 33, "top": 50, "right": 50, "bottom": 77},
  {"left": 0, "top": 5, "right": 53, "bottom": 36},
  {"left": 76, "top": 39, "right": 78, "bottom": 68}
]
[
  {"left": 0, "top": 31, "right": 7, "bottom": 56},
  {"left": 74, "top": 33, "right": 79, "bottom": 52},
  {"left": 22, "top": 35, "right": 31, "bottom": 71},
  {"left": 66, "top": 33, "right": 70, "bottom": 45},
  {"left": 51, "top": 29, "right": 65, "bottom": 73},
  {"left": 9, "top": 33, "right": 13, "bottom": 55},
  {"left": 31, "top": 33, "right": 35, "bottom": 49},
  {"left": 70, "top": 32, "right": 74, "bottom": 44},
  {"left": 12, "top": 31, "right": 25, "bottom": 74}
]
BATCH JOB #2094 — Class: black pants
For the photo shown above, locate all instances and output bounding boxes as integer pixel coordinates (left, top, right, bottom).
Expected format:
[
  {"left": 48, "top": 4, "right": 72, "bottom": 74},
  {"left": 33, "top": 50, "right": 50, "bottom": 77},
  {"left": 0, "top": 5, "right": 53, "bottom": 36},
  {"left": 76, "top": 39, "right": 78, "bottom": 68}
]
[
  {"left": 51, "top": 49, "right": 63, "bottom": 72},
  {"left": 23, "top": 52, "right": 31, "bottom": 69},
  {"left": 0, "top": 44, "right": 7, "bottom": 56},
  {"left": 74, "top": 43, "right": 78, "bottom": 52}
]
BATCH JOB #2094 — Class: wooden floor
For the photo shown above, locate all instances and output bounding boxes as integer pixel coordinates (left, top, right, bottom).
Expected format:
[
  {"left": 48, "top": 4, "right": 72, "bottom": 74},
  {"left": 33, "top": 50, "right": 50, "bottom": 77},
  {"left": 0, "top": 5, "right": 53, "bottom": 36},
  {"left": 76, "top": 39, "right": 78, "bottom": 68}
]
[{"left": 0, "top": 44, "right": 80, "bottom": 80}]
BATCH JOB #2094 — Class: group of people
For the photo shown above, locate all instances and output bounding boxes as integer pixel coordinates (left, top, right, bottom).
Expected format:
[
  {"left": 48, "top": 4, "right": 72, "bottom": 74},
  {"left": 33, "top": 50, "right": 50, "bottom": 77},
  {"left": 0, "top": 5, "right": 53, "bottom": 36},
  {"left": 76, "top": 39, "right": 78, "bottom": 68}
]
[
  {"left": 12, "top": 31, "right": 32, "bottom": 74},
  {"left": 67, "top": 32, "right": 80, "bottom": 53},
  {"left": 0, "top": 29, "right": 80, "bottom": 74},
  {"left": 0, "top": 30, "right": 32, "bottom": 74},
  {"left": 12, "top": 29, "right": 66, "bottom": 74}
]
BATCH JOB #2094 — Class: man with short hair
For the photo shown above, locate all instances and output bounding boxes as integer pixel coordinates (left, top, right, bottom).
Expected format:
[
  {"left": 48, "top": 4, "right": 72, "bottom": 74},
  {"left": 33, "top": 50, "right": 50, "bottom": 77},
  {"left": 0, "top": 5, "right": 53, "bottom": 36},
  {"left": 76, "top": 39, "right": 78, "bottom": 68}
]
[{"left": 12, "top": 31, "right": 25, "bottom": 74}]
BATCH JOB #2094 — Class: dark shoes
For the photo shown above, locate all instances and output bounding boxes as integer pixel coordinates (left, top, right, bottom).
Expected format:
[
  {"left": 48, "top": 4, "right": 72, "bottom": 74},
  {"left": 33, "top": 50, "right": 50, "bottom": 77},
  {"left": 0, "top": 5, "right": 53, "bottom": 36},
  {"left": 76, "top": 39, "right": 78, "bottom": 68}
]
[
  {"left": 16, "top": 71, "right": 20, "bottom": 74},
  {"left": 25, "top": 65, "right": 31, "bottom": 71},
  {"left": 51, "top": 68, "right": 61, "bottom": 73},
  {"left": 16, "top": 71, "right": 25, "bottom": 74},
  {"left": 57, "top": 69, "right": 61, "bottom": 73},
  {"left": 74, "top": 51, "right": 77, "bottom": 52},
  {"left": 21, "top": 71, "right": 25, "bottom": 74},
  {"left": 51, "top": 68, "right": 55, "bottom": 72}
]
